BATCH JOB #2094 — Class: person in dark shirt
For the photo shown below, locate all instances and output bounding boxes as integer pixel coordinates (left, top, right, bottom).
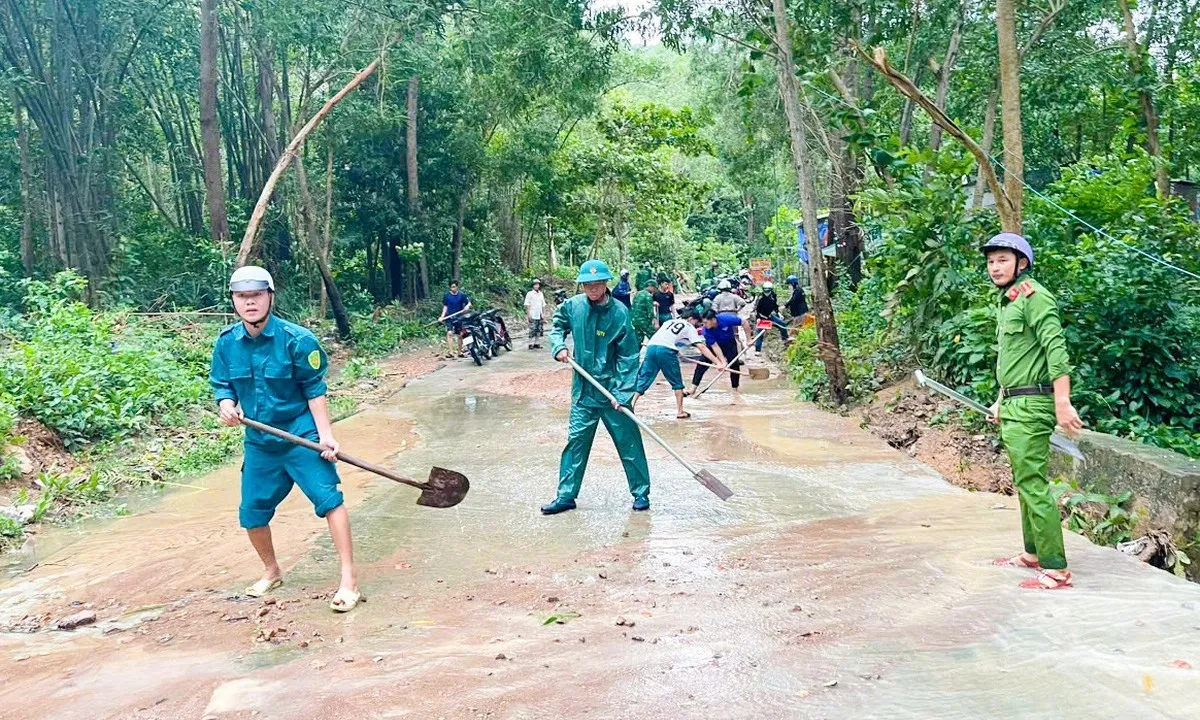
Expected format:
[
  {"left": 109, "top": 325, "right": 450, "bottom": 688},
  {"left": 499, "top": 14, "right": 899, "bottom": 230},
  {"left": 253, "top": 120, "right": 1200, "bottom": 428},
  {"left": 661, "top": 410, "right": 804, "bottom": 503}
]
[
  {"left": 753, "top": 282, "right": 790, "bottom": 352},
  {"left": 653, "top": 282, "right": 676, "bottom": 326},
  {"left": 612, "top": 269, "right": 633, "bottom": 307},
  {"left": 688, "top": 311, "right": 750, "bottom": 403},
  {"left": 785, "top": 274, "right": 809, "bottom": 318},
  {"left": 438, "top": 281, "right": 472, "bottom": 357}
]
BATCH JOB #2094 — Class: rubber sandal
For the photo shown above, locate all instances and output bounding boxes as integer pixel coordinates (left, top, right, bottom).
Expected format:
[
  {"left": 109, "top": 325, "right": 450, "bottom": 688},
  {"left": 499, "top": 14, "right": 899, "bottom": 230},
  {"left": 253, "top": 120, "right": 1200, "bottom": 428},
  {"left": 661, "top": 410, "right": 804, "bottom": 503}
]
[
  {"left": 245, "top": 577, "right": 283, "bottom": 598},
  {"left": 993, "top": 554, "right": 1040, "bottom": 569},
  {"left": 1019, "top": 570, "right": 1073, "bottom": 590},
  {"left": 676, "top": 412, "right": 692, "bottom": 419},
  {"left": 330, "top": 587, "right": 365, "bottom": 613}
]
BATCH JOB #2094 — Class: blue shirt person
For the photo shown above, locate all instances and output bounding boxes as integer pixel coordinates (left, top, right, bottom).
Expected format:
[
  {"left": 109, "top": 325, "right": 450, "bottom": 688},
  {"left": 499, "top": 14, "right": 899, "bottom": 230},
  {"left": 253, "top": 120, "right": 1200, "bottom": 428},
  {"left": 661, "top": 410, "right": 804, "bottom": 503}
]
[
  {"left": 688, "top": 311, "right": 749, "bottom": 401},
  {"left": 209, "top": 266, "right": 362, "bottom": 613},
  {"left": 438, "top": 281, "right": 473, "bottom": 357}
]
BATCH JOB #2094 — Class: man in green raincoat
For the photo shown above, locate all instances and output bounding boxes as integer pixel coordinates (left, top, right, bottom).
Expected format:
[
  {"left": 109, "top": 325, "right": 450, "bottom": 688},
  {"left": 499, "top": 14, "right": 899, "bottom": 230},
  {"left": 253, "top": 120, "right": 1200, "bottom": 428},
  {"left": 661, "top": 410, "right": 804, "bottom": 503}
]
[
  {"left": 630, "top": 279, "right": 657, "bottom": 342},
  {"left": 541, "top": 260, "right": 651, "bottom": 515},
  {"left": 982, "top": 233, "right": 1083, "bottom": 591}
]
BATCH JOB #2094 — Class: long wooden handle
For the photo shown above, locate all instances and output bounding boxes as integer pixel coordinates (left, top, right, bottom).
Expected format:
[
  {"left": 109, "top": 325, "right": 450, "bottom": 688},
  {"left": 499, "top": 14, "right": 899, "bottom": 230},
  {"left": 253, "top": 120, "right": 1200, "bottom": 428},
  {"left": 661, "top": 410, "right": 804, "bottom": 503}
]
[
  {"left": 238, "top": 417, "right": 423, "bottom": 490},
  {"left": 678, "top": 355, "right": 750, "bottom": 376},
  {"left": 428, "top": 307, "right": 469, "bottom": 326},
  {"left": 698, "top": 328, "right": 766, "bottom": 395}
]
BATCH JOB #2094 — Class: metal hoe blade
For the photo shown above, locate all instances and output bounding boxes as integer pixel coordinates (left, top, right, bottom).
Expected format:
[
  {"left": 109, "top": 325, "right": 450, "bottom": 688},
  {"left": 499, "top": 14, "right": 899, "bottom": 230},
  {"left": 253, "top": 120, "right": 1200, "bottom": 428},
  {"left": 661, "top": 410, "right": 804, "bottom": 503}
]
[
  {"left": 415, "top": 467, "right": 470, "bottom": 508},
  {"left": 695, "top": 469, "right": 734, "bottom": 500}
]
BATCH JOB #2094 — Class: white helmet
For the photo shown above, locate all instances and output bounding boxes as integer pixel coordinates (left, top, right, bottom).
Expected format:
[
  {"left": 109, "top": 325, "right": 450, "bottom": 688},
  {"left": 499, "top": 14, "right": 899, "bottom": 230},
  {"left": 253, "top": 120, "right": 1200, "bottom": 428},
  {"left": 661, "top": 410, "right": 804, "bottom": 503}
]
[
  {"left": 229, "top": 266, "right": 275, "bottom": 292},
  {"left": 763, "top": 281, "right": 773, "bottom": 290},
  {"left": 717, "top": 279, "right": 732, "bottom": 291}
]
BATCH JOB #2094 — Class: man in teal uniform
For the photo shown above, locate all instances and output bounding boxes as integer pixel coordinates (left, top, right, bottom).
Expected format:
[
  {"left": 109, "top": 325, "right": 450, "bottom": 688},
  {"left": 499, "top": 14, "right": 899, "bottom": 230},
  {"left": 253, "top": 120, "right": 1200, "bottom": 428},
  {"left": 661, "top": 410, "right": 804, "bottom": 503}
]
[
  {"left": 210, "top": 266, "right": 362, "bottom": 612},
  {"left": 982, "top": 233, "right": 1084, "bottom": 591},
  {"left": 541, "top": 260, "right": 652, "bottom": 515}
]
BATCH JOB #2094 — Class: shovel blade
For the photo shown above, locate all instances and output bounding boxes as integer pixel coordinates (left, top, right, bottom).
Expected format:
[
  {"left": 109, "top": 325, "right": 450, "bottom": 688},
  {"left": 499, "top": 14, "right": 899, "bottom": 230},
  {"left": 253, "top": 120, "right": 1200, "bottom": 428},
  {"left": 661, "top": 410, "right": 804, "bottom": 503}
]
[
  {"left": 415, "top": 466, "right": 470, "bottom": 508},
  {"left": 694, "top": 469, "right": 733, "bottom": 501}
]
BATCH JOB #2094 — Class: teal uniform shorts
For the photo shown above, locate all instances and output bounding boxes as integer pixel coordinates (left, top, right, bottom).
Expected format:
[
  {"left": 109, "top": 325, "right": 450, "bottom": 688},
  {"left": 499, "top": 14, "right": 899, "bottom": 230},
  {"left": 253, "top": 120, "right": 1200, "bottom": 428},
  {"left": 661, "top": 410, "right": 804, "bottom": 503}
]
[
  {"left": 635, "top": 344, "right": 685, "bottom": 393},
  {"left": 240, "top": 442, "right": 343, "bottom": 529}
]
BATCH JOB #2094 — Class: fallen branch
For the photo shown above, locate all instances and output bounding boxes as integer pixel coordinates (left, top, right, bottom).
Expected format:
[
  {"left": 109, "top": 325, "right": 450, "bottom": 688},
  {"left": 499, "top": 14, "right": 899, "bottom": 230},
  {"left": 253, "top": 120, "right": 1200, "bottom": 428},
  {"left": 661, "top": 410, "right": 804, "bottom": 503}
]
[
  {"left": 235, "top": 35, "right": 404, "bottom": 267},
  {"left": 853, "top": 43, "right": 1019, "bottom": 232}
]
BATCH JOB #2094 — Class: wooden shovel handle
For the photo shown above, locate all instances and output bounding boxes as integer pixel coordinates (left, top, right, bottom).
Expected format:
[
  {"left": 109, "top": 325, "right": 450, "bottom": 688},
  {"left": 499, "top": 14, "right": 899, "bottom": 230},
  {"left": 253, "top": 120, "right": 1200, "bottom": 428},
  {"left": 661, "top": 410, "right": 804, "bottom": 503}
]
[
  {"left": 678, "top": 355, "right": 750, "bottom": 376},
  {"left": 238, "top": 417, "right": 423, "bottom": 490}
]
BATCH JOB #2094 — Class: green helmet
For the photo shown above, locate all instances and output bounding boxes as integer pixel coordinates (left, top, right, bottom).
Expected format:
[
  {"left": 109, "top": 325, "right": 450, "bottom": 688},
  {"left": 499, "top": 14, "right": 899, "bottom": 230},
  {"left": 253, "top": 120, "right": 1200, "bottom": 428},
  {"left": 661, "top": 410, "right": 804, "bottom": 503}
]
[{"left": 576, "top": 259, "right": 613, "bottom": 283}]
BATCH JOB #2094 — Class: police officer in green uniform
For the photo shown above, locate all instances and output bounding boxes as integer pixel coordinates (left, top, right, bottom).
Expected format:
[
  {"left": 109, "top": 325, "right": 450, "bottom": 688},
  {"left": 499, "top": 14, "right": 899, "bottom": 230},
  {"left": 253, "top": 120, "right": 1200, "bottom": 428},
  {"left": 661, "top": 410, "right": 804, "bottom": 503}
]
[
  {"left": 541, "top": 260, "right": 652, "bottom": 515},
  {"left": 210, "top": 266, "right": 362, "bottom": 612},
  {"left": 982, "top": 234, "right": 1084, "bottom": 591}
]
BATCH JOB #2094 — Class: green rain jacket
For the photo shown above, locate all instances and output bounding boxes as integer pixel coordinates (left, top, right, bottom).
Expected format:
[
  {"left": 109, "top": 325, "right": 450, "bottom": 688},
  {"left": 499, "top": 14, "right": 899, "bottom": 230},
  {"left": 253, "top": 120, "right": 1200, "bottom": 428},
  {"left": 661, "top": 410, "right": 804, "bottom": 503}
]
[
  {"left": 550, "top": 293, "right": 641, "bottom": 408},
  {"left": 995, "top": 276, "right": 1072, "bottom": 391}
]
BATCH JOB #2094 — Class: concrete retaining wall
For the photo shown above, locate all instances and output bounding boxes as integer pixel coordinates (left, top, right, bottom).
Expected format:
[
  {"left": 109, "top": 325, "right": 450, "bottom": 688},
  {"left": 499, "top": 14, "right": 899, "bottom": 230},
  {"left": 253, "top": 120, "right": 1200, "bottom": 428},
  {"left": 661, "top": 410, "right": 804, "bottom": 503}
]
[{"left": 1050, "top": 430, "right": 1200, "bottom": 539}]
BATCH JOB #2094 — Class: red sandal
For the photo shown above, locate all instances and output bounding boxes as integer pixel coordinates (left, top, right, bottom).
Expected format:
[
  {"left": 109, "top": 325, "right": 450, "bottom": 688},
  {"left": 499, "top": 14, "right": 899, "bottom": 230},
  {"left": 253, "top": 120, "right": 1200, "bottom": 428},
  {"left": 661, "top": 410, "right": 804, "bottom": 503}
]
[
  {"left": 993, "top": 554, "right": 1040, "bottom": 569},
  {"left": 1019, "top": 570, "right": 1073, "bottom": 590}
]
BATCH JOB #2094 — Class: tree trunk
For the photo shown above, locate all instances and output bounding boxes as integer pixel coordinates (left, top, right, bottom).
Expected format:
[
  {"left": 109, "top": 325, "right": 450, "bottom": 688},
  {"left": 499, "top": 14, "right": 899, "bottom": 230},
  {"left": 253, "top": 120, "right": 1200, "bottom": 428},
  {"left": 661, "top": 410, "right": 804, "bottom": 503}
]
[
  {"left": 929, "top": 0, "right": 965, "bottom": 154},
  {"left": 296, "top": 157, "right": 351, "bottom": 338},
  {"left": 237, "top": 37, "right": 401, "bottom": 266},
  {"left": 200, "top": 0, "right": 231, "bottom": 247},
  {"left": 972, "top": 88, "right": 999, "bottom": 209},
  {"left": 14, "top": 97, "right": 34, "bottom": 275},
  {"left": 406, "top": 71, "right": 429, "bottom": 299},
  {"left": 771, "top": 0, "right": 848, "bottom": 405},
  {"left": 995, "top": 0, "right": 1025, "bottom": 230},
  {"left": 744, "top": 190, "right": 755, "bottom": 245},
  {"left": 452, "top": 189, "right": 467, "bottom": 284},
  {"left": 320, "top": 132, "right": 334, "bottom": 318},
  {"left": 1118, "top": 0, "right": 1170, "bottom": 198}
]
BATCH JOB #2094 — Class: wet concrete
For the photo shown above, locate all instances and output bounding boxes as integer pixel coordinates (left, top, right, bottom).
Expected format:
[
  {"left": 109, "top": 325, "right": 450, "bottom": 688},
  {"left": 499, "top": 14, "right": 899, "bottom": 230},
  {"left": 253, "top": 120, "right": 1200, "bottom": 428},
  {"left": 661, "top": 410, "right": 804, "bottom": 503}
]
[{"left": 2, "top": 346, "right": 1199, "bottom": 719}]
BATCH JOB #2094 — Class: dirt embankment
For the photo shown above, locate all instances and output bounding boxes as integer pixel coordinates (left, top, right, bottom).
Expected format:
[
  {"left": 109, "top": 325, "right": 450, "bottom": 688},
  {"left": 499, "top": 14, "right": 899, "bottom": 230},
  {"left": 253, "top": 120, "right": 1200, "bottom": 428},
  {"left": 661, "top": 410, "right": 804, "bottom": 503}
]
[{"left": 858, "top": 382, "right": 1013, "bottom": 494}]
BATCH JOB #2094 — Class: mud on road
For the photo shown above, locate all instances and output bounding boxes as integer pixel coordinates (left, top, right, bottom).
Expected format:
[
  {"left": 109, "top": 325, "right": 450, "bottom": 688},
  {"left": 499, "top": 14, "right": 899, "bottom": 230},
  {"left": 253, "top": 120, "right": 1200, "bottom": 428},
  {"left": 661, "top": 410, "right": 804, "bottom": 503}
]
[{"left": 2, "top": 343, "right": 1199, "bottom": 720}]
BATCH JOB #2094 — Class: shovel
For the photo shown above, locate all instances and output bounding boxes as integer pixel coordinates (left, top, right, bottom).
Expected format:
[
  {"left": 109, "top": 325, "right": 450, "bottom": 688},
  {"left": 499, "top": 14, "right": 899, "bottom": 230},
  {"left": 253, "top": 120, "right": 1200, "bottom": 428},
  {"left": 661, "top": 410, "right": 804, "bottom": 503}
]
[
  {"left": 912, "top": 370, "right": 1084, "bottom": 461},
  {"left": 697, "top": 329, "right": 767, "bottom": 396},
  {"left": 239, "top": 417, "right": 470, "bottom": 508},
  {"left": 566, "top": 358, "right": 733, "bottom": 500}
]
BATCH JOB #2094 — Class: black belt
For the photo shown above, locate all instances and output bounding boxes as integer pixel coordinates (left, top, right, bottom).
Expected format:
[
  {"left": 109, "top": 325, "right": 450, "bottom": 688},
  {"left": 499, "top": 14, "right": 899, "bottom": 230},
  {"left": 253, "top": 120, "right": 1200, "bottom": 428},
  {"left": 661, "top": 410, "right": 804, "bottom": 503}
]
[{"left": 1003, "top": 384, "right": 1054, "bottom": 397}]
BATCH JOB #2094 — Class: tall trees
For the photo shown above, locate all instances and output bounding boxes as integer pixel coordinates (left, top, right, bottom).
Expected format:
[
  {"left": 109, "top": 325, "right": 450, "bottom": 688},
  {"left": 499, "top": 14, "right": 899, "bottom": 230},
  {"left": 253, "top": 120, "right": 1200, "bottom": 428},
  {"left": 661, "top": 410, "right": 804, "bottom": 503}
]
[
  {"left": 199, "top": 0, "right": 230, "bottom": 247},
  {"left": 769, "top": 0, "right": 848, "bottom": 404}
]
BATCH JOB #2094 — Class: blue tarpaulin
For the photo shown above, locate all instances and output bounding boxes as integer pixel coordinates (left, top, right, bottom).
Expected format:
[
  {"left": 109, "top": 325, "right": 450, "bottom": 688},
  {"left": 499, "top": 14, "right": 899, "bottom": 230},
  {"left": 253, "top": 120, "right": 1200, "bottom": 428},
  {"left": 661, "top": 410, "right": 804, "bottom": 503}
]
[{"left": 796, "top": 218, "right": 831, "bottom": 264}]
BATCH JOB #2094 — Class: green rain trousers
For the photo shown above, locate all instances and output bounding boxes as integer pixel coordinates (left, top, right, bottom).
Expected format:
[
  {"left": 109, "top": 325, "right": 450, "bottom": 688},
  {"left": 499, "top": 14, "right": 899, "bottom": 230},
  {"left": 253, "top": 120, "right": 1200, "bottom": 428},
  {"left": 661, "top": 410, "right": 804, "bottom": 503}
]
[
  {"left": 1000, "top": 395, "right": 1066, "bottom": 570},
  {"left": 556, "top": 404, "right": 650, "bottom": 502}
]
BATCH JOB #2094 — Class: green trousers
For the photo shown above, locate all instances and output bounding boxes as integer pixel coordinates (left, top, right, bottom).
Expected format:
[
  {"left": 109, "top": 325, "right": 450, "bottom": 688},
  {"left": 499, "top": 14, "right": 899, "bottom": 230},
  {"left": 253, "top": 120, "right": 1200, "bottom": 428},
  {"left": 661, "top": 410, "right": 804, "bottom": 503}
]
[
  {"left": 1000, "top": 396, "right": 1067, "bottom": 570},
  {"left": 556, "top": 403, "right": 650, "bottom": 502}
]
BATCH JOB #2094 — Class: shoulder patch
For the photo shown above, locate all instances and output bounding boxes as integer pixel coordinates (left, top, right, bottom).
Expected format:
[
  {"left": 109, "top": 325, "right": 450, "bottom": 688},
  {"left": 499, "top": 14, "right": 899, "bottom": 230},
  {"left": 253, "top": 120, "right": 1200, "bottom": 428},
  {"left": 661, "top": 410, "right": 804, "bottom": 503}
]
[
  {"left": 307, "top": 350, "right": 322, "bottom": 370},
  {"left": 1019, "top": 281, "right": 1036, "bottom": 297},
  {"left": 1006, "top": 286, "right": 1021, "bottom": 301}
]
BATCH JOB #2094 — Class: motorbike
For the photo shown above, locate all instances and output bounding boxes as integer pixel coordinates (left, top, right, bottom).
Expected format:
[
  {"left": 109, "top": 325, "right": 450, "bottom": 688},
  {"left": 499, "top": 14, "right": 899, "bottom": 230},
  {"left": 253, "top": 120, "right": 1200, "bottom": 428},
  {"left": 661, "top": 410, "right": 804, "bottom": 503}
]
[
  {"left": 479, "top": 309, "right": 513, "bottom": 356},
  {"left": 457, "top": 312, "right": 494, "bottom": 366}
]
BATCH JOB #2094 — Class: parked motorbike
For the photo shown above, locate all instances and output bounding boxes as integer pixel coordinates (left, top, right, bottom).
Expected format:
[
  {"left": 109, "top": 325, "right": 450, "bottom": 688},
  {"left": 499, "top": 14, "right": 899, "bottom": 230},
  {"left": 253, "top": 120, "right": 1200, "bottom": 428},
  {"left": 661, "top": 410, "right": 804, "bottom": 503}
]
[
  {"left": 457, "top": 312, "right": 494, "bottom": 366},
  {"left": 479, "top": 309, "right": 513, "bottom": 356}
]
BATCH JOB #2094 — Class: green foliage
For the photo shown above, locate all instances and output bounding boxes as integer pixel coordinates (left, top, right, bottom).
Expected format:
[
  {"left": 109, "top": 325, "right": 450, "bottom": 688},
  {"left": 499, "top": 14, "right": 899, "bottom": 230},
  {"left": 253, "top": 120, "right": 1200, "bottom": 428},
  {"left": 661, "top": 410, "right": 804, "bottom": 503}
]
[
  {"left": 1049, "top": 479, "right": 1138, "bottom": 548},
  {"left": 0, "top": 272, "right": 208, "bottom": 448},
  {"left": 842, "top": 154, "right": 1200, "bottom": 458}
]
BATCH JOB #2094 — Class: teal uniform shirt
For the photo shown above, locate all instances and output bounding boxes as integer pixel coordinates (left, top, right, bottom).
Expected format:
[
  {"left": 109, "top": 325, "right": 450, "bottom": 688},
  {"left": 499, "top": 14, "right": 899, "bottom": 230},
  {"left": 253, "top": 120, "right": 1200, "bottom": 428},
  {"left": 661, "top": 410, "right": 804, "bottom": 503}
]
[{"left": 209, "top": 314, "right": 330, "bottom": 451}]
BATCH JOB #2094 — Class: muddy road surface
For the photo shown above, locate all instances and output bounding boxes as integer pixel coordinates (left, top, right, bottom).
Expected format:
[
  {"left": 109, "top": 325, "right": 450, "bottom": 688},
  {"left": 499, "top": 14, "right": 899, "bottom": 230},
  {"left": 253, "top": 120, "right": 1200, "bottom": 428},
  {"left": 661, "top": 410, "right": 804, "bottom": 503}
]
[{"left": 3, "top": 346, "right": 1199, "bottom": 719}]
